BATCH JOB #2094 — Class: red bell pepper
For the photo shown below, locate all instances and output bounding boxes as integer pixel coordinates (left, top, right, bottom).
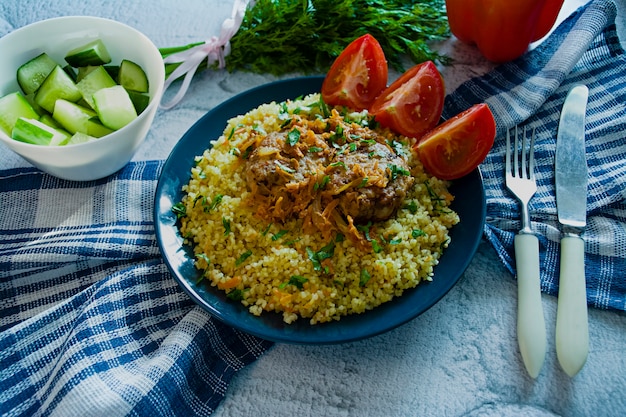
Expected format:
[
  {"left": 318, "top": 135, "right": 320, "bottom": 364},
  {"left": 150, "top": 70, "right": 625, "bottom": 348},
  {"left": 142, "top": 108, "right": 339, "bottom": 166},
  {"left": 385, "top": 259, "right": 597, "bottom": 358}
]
[{"left": 445, "top": 0, "right": 565, "bottom": 62}]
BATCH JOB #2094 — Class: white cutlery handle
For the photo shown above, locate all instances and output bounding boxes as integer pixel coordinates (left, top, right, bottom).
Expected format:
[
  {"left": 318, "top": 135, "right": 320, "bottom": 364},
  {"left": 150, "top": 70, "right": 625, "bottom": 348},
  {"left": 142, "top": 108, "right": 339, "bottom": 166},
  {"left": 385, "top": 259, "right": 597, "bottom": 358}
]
[
  {"left": 556, "top": 235, "right": 589, "bottom": 377},
  {"left": 514, "top": 233, "right": 546, "bottom": 378}
]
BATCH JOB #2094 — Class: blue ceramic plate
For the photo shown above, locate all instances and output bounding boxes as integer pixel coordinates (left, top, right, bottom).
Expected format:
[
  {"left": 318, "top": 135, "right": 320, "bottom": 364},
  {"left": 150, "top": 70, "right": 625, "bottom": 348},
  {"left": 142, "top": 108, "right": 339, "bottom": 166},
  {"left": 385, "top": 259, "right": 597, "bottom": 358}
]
[{"left": 154, "top": 76, "right": 486, "bottom": 345}]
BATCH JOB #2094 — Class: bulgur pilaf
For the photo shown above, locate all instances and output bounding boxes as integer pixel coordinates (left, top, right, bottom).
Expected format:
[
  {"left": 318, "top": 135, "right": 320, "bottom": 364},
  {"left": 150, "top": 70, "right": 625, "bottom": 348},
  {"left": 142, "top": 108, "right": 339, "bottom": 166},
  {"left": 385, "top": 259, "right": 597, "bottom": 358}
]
[{"left": 175, "top": 93, "right": 459, "bottom": 324}]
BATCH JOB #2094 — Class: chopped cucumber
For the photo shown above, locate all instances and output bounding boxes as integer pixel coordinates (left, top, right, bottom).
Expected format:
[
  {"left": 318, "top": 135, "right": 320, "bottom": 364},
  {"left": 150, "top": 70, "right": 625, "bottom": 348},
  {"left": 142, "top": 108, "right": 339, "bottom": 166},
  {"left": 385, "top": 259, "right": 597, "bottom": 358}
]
[
  {"left": 76, "top": 65, "right": 99, "bottom": 83},
  {"left": 127, "top": 90, "right": 150, "bottom": 114},
  {"left": 39, "top": 113, "right": 62, "bottom": 129},
  {"left": 67, "top": 131, "right": 98, "bottom": 145},
  {"left": 0, "top": 92, "right": 40, "bottom": 136},
  {"left": 17, "top": 53, "right": 58, "bottom": 95},
  {"left": 86, "top": 118, "right": 114, "bottom": 138},
  {"left": 1, "top": 38, "right": 150, "bottom": 146},
  {"left": 117, "top": 60, "right": 149, "bottom": 93},
  {"left": 76, "top": 65, "right": 117, "bottom": 109},
  {"left": 52, "top": 99, "right": 97, "bottom": 134},
  {"left": 12, "top": 117, "right": 70, "bottom": 146},
  {"left": 65, "top": 39, "right": 112, "bottom": 67},
  {"left": 34, "top": 65, "right": 82, "bottom": 113},
  {"left": 93, "top": 85, "right": 137, "bottom": 130}
]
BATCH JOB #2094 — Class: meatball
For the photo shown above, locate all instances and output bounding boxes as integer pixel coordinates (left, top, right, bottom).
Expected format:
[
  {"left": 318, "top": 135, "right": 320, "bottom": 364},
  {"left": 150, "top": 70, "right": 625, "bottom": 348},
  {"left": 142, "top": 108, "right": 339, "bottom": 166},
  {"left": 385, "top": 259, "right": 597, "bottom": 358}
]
[{"left": 327, "top": 141, "right": 414, "bottom": 222}]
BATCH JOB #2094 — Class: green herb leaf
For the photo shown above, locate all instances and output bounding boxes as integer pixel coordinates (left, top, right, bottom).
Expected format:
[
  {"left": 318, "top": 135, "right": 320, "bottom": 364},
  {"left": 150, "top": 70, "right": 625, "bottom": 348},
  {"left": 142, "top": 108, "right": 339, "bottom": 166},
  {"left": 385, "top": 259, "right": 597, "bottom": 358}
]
[
  {"left": 221, "top": 0, "right": 450, "bottom": 75},
  {"left": 223, "top": 217, "right": 231, "bottom": 236},
  {"left": 236, "top": 250, "right": 253, "bottom": 266},
  {"left": 359, "top": 268, "right": 372, "bottom": 287},
  {"left": 227, "top": 288, "right": 245, "bottom": 301},
  {"left": 287, "top": 128, "right": 301, "bottom": 146},
  {"left": 171, "top": 202, "right": 187, "bottom": 219},
  {"left": 271, "top": 229, "right": 289, "bottom": 241},
  {"left": 281, "top": 275, "right": 308, "bottom": 290}
]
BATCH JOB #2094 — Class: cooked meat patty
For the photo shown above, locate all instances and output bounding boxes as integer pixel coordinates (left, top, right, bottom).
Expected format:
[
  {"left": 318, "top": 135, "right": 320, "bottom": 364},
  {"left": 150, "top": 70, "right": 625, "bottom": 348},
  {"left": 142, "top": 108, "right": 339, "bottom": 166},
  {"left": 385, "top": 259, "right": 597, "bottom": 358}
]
[{"left": 244, "top": 118, "right": 414, "bottom": 230}]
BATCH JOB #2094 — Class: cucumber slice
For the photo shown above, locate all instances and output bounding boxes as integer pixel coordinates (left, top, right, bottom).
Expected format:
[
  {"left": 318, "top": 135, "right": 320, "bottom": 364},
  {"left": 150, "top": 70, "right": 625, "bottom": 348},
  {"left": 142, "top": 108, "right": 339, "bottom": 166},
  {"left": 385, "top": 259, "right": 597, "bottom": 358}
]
[
  {"left": 52, "top": 99, "right": 96, "bottom": 134},
  {"left": 34, "top": 65, "right": 82, "bottom": 113},
  {"left": 63, "top": 65, "right": 78, "bottom": 82},
  {"left": 76, "top": 65, "right": 117, "bottom": 109},
  {"left": 65, "top": 39, "right": 112, "bottom": 67},
  {"left": 67, "top": 131, "right": 98, "bottom": 145},
  {"left": 117, "top": 60, "right": 149, "bottom": 93},
  {"left": 12, "top": 117, "right": 70, "bottom": 146},
  {"left": 75, "top": 65, "right": 99, "bottom": 83},
  {"left": 0, "top": 92, "right": 40, "bottom": 136},
  {"left": 87, "top": 117, "right": 114, "bottom": 138},
  {"left": 17, "top": 52, "right": 58, "bottom": 95},
  {"left": 93, "top": 85, "right": 137, "bottom": 130},
  {"left": 39, "top": 113, "right": 62, "bottom": 129},
  {"left": 127, "top": 90, "right": 150, "bottom": 114}
]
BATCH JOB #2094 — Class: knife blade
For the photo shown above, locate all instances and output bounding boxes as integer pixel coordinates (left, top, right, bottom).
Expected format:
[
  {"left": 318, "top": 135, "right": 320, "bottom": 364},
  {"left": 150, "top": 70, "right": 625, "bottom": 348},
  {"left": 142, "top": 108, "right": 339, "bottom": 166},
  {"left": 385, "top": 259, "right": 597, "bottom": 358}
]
[{"left": 555, "top": 84, "right": 589, "bottom": 377}]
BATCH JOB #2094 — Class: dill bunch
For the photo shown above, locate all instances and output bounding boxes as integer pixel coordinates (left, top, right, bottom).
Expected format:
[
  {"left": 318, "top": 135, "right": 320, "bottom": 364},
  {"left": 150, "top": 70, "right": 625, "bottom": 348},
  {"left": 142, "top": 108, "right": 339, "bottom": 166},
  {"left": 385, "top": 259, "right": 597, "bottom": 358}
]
[
  {"left": 160, "top": 0, "right": 450, "bottom": 80},
  {"left": 226, "top": 0, "right": 450, "bottom": 75}
]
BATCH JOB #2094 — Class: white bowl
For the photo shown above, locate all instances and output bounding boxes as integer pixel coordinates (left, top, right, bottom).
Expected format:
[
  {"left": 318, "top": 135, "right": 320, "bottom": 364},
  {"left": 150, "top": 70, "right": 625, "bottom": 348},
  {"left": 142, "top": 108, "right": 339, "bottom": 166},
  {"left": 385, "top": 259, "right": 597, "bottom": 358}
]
[{"left": 0, "top": 16, "right": 165, "bottom": 181}]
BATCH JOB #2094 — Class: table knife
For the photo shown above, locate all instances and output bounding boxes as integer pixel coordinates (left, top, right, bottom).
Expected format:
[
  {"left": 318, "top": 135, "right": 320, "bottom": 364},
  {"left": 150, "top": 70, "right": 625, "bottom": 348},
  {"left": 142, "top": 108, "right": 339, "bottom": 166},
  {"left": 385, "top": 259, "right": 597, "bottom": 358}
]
[{"left": 555, "top": 84, "right": 590, "bottom": 377}]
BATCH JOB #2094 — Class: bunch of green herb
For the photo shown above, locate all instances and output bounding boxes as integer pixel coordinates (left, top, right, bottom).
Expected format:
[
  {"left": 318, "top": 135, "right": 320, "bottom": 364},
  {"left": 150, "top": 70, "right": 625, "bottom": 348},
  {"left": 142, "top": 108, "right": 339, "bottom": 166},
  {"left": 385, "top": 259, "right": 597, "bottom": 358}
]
[{"left": 162, "top": 0, "right": 449, "bottom": 78}]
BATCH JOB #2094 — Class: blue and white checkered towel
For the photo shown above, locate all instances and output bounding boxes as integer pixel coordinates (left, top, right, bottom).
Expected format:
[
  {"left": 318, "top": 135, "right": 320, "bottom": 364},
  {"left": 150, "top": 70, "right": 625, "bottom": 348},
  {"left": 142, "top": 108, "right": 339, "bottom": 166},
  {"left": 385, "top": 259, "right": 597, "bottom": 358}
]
[
  {"left": 0, "top": 0, "right": 624, "bottom": 415},
  {"left": 443, "top": 0, "right": 625, "bottom": 311}
]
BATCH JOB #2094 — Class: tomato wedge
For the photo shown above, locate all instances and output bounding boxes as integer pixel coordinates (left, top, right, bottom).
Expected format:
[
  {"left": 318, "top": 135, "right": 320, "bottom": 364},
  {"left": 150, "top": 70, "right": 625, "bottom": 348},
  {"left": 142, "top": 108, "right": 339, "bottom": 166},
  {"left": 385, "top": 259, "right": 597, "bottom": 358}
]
[
  {"left": 369, "top": 61, "right": 445, "bottom": 139},
  {"left": 416, "top": 103, "right": 496, "bottom": 180},
  {"left": 321, "top": 34, "right": 388, "bottom": 111}
]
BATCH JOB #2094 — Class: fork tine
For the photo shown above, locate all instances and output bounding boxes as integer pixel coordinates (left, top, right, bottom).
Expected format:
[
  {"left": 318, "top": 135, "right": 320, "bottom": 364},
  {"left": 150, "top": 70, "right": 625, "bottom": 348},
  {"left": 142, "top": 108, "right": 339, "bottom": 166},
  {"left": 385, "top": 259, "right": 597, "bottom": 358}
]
[
  {"left": 521, "top": 126, "right": 528, "bottom": 178},
  {"left": 506, "top": 128, "right": 512, "bottom": 175},
  {"left": 529, "top": 127, "right": 536, "bottom": 180},
  {"left": 514, "top": 126, "right": 520, "bottom": 177}
]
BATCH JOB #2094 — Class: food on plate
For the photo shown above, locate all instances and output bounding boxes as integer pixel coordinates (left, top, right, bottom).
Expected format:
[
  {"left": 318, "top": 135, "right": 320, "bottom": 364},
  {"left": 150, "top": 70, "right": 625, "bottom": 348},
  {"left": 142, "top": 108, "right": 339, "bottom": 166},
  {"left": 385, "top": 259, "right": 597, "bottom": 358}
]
[
  {"left": 0, "top": 39, "right": 149, "bottom": 145},
  {"left": 321, "top": 34, "right": 388, "bottom": 111},
  {"left": 175, "top": 94, "right": 459, "bottom": 324},
  {"left": 368, "top": 60, "right": 445, "bottom": 139},
  {"left": 416, "top": 103, "right": 496, "bottom": 180}
]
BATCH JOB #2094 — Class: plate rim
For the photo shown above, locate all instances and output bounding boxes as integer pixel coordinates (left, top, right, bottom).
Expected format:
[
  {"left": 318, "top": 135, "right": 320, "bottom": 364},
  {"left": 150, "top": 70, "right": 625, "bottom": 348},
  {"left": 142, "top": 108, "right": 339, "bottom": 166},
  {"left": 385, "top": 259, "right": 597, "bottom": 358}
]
[{"left": 154, "top": 76, "right": 486, "bottom": 344}]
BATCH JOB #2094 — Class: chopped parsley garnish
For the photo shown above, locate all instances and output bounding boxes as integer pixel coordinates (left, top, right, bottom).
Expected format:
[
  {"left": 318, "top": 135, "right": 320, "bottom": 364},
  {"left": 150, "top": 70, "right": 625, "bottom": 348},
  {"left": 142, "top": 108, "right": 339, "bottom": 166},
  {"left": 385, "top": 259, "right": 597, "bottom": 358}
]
[
  {"left": 207, "top": 194, "right": 223, "bottom": 211},
  {"left": 308, "top": 146, "right": 324, "bottom": 153},
  {"left": 356, "top": 222, "right": 372, "bottom": 240},
  {"left": 223, "top": 217, "right": 231, "bottom": 236},
  {"left": 359, "top": 269, "right": 372, "bottom": 287},
  {"left": 412, "top": 229, "right": 426, "bottom": 238},
  {"left": 287, "top": 128, "right": 300, "bottom": 146},
  {"left": 261, "top": 223, "right": 273, "bottom": 236},
  {"left": 328, "top": 161, "right": 346, "bottom": 170},
  {"left": 389, "top": 164, "right": 410, "bottom": 180},
  {"left": 358, "top": 177, "right": 369, "bottom": 188},
  {"left": 404, "top": 200, "right": 418, "bottom": 214},
  {"left": 372, "top": 239, "right": 383, "bottom": 253},
  {"left": 227, "top": 288, "right": 245, "bottom": 301},
  {"left": 314, "top": 175, "right": 330, "bottom": 191},
  {"left": 235, "top": 250, "right": 252, "bottom": 266},
  {"left": 196, "top": 253, "right": 210, "bottom": 265},
  {"left": 171, "top": 202, "right": 186, "bottom": 219},
  {"left": 271, "top": 229, "right": 289, "bottom": 241},
  {"left": 279, "top": 275, "right": 308, "bottom": 290},
  {"left": 307, "top": 243, "right": 335, "bottom": 273}
]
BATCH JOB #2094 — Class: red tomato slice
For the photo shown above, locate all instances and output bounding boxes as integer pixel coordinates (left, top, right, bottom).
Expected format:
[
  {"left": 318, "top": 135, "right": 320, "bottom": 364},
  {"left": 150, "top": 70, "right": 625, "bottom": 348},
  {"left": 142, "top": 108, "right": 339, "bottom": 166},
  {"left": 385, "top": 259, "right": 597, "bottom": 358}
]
[
  {"left": 416, "top": 103, "right": 496, "bottom": 180},
  {"left": 369, "top": 61, "right": 445, "bottom": 139},
  {"left": 321, "top": 34, "right": 388, "bottom": 111}
]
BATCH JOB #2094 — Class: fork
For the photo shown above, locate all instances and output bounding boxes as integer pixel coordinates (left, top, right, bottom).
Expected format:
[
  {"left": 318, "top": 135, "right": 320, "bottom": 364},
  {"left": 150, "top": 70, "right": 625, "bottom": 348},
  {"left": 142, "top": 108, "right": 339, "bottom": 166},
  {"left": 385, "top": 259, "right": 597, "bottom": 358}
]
[{"left": 505, "top": 126, "right": 546, "bottom": 379}]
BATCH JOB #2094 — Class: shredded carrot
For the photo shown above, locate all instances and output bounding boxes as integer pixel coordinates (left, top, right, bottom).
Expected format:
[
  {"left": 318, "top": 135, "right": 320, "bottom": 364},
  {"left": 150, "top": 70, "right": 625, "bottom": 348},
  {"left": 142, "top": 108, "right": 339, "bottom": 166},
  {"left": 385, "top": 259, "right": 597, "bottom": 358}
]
[{"left": 217, "top": 275, "right": 242, "bottom": 290}]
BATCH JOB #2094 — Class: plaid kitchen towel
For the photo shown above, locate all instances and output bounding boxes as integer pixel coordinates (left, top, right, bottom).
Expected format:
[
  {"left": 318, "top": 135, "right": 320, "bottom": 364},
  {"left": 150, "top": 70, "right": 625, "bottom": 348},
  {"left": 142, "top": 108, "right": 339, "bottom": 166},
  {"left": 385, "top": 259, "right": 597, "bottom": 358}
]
[
  {"left": 0, "top": 162, "right": 272, "bottom": 417},
  {"left": 443, "top": 0, "right": 626, "bottom": 311}
]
